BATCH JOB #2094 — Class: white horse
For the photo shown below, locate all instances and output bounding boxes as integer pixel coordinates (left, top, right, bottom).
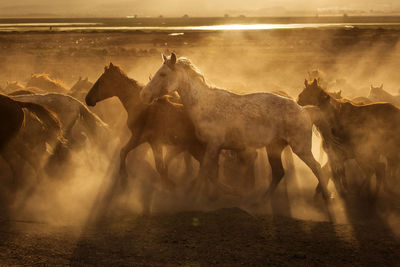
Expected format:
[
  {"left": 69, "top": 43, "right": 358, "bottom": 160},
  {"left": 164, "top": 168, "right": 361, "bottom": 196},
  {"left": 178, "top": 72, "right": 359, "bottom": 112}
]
[{"left": 140, "top": 53, "right": 331, "bottom": 202}]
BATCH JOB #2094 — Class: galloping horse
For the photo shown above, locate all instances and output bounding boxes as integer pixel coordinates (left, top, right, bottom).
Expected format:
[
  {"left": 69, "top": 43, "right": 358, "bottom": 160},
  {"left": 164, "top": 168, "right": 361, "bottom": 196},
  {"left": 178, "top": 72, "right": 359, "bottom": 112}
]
[
  {"left": 140, "top": 53, "right": 330, "bottom": 201},
  {"left": 85, "top": 63, "right": 257, "bottom": 189},
  {"left": 298, "top": 79, "right": 400, "bottom": 197}
]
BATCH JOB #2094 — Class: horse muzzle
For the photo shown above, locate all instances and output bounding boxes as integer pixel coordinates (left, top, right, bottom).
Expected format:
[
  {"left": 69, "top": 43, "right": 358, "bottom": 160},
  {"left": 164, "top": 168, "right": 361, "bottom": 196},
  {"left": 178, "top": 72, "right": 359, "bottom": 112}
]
[{"left": 85, "top": 96, "right": 96, "bottom": 107}]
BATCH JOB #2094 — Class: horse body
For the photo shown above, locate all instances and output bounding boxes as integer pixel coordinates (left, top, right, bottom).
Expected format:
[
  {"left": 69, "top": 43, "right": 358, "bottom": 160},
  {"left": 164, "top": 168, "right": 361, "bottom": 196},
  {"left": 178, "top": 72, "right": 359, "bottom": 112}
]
[
  {"left": 181, "top": 86, "right": 310, "bottom": 151},
  {"left": 86, "top": 63, "right": 207, "bottom": 185},
  {"left": 140, "top": 53, "right": 330, "bottom": 200},
  {"left": 0, "top": 94, "right": 66, "bottom": 188},
  {"left": 86, "top": 63, "right": 257, "bottom": 190},
  {"left": 12, "top": 93, "right": 109, "bottom": 150}
]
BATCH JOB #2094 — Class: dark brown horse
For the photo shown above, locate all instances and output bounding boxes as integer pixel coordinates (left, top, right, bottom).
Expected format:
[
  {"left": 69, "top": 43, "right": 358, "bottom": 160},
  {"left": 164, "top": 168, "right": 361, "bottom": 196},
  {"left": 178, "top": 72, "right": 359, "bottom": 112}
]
[
  {"left": 298, "top": 79, "right": 400, "bottom": 197},
  {"left": 85, "top": 63, "right": 256, "bottom": 190}
]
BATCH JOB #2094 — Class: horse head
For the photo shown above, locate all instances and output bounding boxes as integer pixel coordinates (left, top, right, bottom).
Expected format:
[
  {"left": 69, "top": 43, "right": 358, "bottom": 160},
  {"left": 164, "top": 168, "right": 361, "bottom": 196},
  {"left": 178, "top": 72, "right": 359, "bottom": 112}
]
[
  {"left": 140, "top": 52, "right": 179, "bottom": 104},
  {"left": 85, "top": 62, "right": 125, "bottom": 106},
  {"left": 297, "top": 78, "right": 330, "bottom": 107}
]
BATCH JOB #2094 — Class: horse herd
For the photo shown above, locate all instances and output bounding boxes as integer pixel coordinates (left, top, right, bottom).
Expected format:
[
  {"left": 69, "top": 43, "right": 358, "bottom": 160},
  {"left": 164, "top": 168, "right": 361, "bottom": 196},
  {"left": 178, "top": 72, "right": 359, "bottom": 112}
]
[{"left": 1, "top": 53, "right": 400, "bottom": 215}]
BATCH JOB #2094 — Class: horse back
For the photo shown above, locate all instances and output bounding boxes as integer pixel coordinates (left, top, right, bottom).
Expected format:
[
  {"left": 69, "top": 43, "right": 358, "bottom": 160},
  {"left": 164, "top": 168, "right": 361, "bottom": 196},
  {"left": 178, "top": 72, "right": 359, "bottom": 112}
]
[{"left": 145, "top": 96, "right": 200, "bottom": 146}]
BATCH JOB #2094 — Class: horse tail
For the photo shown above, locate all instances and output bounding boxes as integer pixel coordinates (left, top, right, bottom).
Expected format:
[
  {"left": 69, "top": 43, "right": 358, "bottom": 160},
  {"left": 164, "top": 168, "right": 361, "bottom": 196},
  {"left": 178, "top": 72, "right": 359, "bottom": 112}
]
[
  {"left": 17, "top": 101, "right": 70, "bottom": 168},
  {"left": 282, "top": 147, "right": 298, "bottom": 190},
  {"left": 79, "top": 104, "right": 109, "bottom": 141},
  {"left": 17, "top": 101, "right": 63, "bottom": 138}
]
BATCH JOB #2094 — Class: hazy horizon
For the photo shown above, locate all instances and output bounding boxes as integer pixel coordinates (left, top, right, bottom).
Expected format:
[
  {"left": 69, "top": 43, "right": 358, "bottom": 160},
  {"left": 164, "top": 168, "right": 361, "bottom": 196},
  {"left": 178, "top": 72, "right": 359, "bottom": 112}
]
[{"left": 0, "top": 0, "right": 399, "bottom": 18}]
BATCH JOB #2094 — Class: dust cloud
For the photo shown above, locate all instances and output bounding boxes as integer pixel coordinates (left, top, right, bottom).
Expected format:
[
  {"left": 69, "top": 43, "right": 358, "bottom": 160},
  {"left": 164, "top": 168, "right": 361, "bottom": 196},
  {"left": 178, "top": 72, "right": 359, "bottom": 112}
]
[{"left": 1, "top": 27, "right": 400, "bottom": 238}]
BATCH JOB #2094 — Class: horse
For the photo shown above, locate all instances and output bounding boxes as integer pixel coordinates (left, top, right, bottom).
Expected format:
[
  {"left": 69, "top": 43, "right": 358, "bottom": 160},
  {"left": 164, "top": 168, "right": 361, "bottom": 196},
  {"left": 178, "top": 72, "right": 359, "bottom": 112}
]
[
  {"left": 368, "top": 84, "right": 400, "bottom": 107},
  {"left": 11, "top": 93, "right": 109, "bottom": 154},
  {"left": 68, "top": 76, "right": 126, "bottom": 132},
  {"left": 26, "top": 74, "right": 68, "bottom": 94},
  {"left": 85, "top": 63, "right": 257, "bottom": 190},
  {"left": 298, "top": 79, "right": 400, "bottom": 198},
  {"left": 140, "top": 53, "right": 331, "bottom": 203},
  {"left": 0, "top": 94, "right": 66, "bottom": 189}
]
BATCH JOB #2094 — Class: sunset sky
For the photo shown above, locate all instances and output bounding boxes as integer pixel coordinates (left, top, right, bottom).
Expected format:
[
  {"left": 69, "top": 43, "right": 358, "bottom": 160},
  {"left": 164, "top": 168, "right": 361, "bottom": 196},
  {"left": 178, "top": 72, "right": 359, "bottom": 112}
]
[{"left": 0, "top": 0, "right": 398, "bottom": 17}]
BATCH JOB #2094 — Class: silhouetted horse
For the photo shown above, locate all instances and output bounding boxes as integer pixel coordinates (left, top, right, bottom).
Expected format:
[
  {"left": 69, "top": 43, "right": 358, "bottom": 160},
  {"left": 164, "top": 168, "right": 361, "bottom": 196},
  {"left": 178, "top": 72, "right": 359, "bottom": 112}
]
[
  {"left": 298, "top": 79, "right": 400, "bottom": 198},
  {"left": 86, "top": 63, "right": 257, "bottom": 190}
]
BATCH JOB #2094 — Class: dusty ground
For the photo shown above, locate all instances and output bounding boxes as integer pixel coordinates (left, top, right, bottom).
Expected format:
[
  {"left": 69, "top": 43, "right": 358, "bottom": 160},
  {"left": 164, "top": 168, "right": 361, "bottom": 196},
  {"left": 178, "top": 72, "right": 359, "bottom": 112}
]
[{"left": 0, "top": 205, "right": 399, "bottom": 266}]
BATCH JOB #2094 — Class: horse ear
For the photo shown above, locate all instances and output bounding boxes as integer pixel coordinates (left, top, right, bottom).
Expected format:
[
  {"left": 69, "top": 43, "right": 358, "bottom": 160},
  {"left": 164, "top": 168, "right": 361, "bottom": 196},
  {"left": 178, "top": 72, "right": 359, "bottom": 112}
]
[
  {"left": 170, "top": 52, "right": 177, "bottom": 65},
  {"left": 380, "top": 84, "right": 383, "bottom": 89},
  {"left": 338, "top": 90, "right": 342, "bottom": 97},
  {"left": 104, "top": 66, "right": 108, "bottom": 71},
  {"left": 162, "top": 53, "right": 167, "bottom": 62},
  {"left": 79, "top": 76, "right": 82, "bottom": 81},
  {"left": 312, "top": 78, "right": 318, "bottom": 86},
  {"left": 304, "top": 79, "right": 309, "bottom": 87},
  {"left": 109, "top": 62, "right": 114, "bottom": 68}
]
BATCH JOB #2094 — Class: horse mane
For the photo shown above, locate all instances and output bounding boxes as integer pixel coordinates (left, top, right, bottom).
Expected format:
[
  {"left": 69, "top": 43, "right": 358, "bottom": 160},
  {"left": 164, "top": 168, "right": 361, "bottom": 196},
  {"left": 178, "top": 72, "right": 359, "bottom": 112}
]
[
  {"left": 5, "top": 81, "right": 25, "bottom": 91},
  {"left": 176, "top": 57, "right": 206, "bottom": 83},
  {"left": 27, "top": 73, "right": 68, "bottom": 92},
  {"left": 8, "top": 89, "right": 36, "bottom": 96},
  {"left": 108, "top": 63, "right": 142, "bottom": 88}
]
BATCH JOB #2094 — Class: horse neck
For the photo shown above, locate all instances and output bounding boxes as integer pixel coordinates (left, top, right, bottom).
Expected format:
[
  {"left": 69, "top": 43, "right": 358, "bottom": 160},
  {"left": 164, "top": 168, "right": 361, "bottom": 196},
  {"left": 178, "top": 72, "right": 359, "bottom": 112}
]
[
  {"left": 176, "top": 71, "right": 210, "bottom": 113},
  {"left": 113, "top": 75, "right": 143, "bottom": 112}
]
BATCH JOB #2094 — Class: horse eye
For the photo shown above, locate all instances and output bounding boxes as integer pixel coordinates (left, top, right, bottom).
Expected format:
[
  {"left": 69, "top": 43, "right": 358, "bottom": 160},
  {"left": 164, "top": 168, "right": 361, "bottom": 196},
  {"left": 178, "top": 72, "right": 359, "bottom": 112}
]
[{"left": 160, "top": 73, "right": 166, "bottom": 77}]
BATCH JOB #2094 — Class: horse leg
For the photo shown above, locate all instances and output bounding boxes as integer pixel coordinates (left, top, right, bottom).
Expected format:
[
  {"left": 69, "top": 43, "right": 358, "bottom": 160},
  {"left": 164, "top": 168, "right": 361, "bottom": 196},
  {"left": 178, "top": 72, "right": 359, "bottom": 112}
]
[
  {"left": 198, "top": 143, "right": 236, "bottom": 197},
  {"left": 119, "top": 135, "right": 142, "bottom": 180},
  {"left": 237, "top": 148, "right": 257, "bottom": 191},
  {"left": 291, "top": 141, "right": 330, "bottom": 201},
  {"left": 263, "top": 139, "right": 287, "bottom": 200},
  {"left": 150, "top": 143, "right": 175, "bottom": 190},
  {"left": 374, "top": 161, "right": 385, "bottom": 199},
  {"left": 183, "top": 152, "right": 194, "bottom": 177}
]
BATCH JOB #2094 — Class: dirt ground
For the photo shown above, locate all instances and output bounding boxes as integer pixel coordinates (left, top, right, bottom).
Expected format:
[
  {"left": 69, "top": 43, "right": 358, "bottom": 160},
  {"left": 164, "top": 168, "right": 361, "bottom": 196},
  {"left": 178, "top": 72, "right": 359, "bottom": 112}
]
[
  {"left": 1, "top": 27, "right": 400, "bottom": 265},
  {"left": 0, "top": 205, "right": 399, "bottom": 266}
]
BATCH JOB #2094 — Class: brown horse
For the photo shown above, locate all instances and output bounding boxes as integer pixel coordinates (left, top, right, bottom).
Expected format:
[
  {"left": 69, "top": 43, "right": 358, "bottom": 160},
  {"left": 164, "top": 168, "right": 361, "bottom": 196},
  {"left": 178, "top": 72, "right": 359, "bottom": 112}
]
[
  {"left": 85, "top": 63, "right": 257, "bottom": 190},
  {"left": 298, "top": 79, "right": 400, "bottom": 197}
]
